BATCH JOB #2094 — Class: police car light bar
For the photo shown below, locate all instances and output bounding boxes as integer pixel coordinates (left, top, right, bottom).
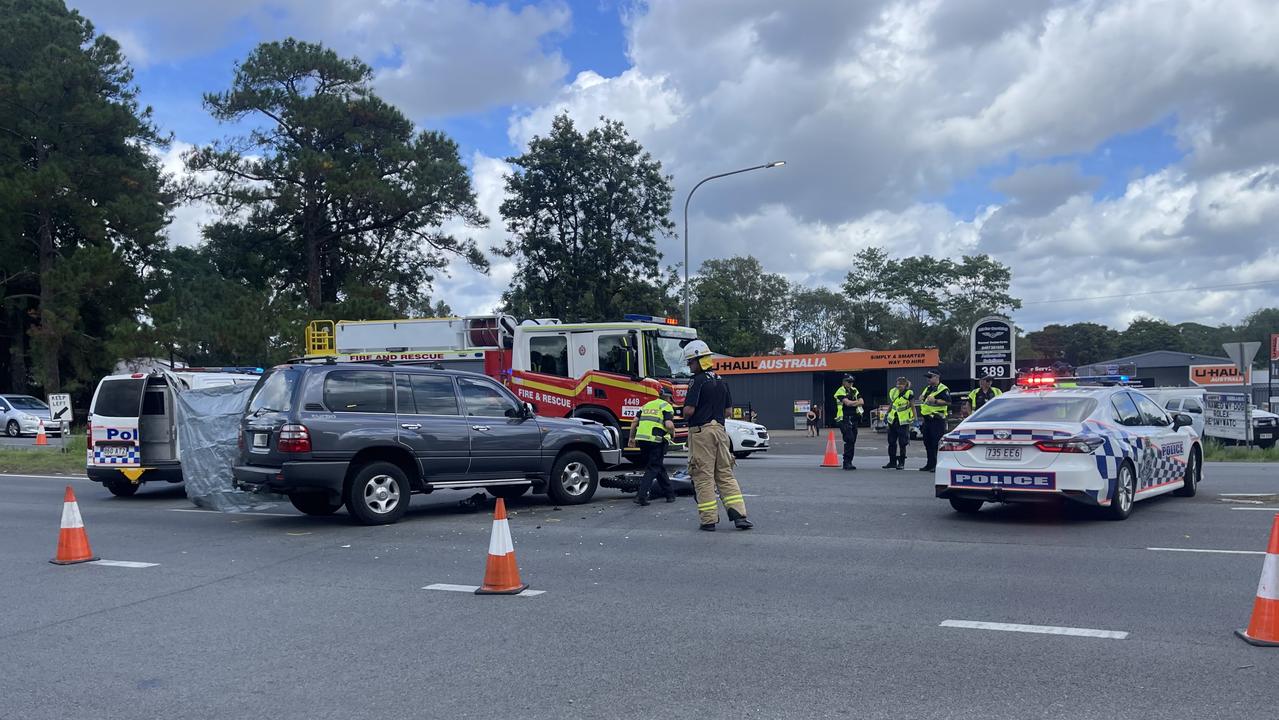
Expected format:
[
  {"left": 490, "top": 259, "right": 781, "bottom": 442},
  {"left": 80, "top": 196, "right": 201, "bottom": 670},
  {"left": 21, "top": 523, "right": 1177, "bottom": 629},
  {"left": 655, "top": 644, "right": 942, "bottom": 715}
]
[
  {"left": 623, "top": 314, "right": 680, "bottom": 326},
  {"left": 1017, "top": 372, "right": 1056, "bottom": 387}
]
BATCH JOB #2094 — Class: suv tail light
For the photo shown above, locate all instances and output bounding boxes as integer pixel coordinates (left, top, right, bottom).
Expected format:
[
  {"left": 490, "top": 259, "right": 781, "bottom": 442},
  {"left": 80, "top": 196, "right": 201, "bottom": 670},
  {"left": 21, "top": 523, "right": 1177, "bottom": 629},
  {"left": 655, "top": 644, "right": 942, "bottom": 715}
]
[
  {"left": 87, "top": 422, "right": 93, "bottom": 450},
  {"left": 277, "top": 424, "right": 311, "bottom": 453},
  {"left": 1034, "top": 439, "right": 1100, "bottom": 454},
  {"left": 939, "top": 438, "right": 974, "bottom": 452}
]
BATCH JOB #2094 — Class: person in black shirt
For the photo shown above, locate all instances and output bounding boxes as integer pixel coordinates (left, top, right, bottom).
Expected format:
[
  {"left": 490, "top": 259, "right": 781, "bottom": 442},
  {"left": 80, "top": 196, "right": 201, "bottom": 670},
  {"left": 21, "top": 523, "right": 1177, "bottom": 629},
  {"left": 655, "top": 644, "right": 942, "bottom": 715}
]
[{"left": 681, "top": 340, "right": 752, "bottom": 531}]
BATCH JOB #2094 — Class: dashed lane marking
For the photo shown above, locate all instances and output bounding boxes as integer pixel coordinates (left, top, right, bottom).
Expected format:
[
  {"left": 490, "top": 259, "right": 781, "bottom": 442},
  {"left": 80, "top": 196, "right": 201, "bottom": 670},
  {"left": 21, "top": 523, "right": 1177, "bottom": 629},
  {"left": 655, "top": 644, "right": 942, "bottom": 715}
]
[
  {"left": 1147, "top": 547, "right": 1264, "bottom": 555},
  {"left": 423, "top": 583, "right": 545, "bottom": 597},
  {"left": 91, "top": 560, "right": 159, "bottom": 568},
  {"left": 940, "top": 619, "right": 1128, "bottom": 640}
]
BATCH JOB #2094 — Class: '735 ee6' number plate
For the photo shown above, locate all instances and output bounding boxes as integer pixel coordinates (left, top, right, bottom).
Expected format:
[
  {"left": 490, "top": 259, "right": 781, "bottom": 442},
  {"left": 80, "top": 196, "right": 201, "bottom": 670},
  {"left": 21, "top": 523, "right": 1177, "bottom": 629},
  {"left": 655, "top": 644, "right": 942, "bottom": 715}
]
[{"left": 985, "top": 447, "right": 1022, "bottom": 461}]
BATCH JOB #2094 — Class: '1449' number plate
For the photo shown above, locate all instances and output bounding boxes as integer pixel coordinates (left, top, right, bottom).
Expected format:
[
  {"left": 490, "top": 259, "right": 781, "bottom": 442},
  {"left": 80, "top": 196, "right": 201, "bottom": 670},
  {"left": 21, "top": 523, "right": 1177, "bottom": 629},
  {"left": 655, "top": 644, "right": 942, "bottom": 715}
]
[{"left": 985, "top": 447, "right": 1022, "bottom": 461}]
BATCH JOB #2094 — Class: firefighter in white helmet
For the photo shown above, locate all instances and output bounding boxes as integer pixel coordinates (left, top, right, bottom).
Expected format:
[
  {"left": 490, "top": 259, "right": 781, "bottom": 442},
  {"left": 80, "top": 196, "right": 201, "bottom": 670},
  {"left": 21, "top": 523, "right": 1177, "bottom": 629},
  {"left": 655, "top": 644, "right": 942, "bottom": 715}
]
[{"left": 681, "top": 339, "right": 752, "bottom": 531}]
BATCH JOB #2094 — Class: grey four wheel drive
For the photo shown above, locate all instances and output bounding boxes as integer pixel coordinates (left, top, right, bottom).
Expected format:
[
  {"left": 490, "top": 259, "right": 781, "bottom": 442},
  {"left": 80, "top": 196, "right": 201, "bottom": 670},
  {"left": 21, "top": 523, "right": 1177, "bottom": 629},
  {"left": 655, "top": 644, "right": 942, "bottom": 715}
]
[{"left": 232, "top": 363, "right": 622, "bottom": 524}]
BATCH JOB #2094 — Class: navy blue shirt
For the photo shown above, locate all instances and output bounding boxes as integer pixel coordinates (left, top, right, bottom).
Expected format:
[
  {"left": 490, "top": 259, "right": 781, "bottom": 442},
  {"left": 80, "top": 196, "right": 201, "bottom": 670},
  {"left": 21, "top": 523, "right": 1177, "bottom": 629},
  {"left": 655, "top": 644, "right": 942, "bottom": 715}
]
[{"left": 684, "top": 371, "right": 731, "bottom": 427}]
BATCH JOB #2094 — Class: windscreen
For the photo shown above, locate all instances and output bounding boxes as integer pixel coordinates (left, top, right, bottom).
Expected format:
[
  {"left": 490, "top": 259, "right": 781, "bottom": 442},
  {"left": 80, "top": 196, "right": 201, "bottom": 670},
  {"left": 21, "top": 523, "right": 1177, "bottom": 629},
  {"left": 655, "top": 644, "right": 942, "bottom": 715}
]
[
  {"left": 7, "top": 396, "right": 48, "bottom": 410},
  {"left": 647, "top": 334, "right": 692, "bottom": 380},
  {"left": 91, "top": 379, "right": 145, "bottom": 417},
  {"left": 968, "top": 396, "right": 1098, "bottom": 424},
  {"left": 247, "top": 368, "right": 299, "bottom": 414}
]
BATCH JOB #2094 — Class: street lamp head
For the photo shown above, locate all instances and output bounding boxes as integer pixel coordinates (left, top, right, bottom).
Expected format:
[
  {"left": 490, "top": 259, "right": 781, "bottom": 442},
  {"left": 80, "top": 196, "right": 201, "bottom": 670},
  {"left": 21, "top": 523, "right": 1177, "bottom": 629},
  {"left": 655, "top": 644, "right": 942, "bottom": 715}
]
[{"left": 767, "top": 161, "right": 786, "bottom": 168}]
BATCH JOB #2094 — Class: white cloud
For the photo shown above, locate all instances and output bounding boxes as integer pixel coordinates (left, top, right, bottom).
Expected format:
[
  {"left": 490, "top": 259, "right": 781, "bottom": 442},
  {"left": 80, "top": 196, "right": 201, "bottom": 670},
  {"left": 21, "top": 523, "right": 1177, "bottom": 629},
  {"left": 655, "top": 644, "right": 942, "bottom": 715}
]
[{"left": 153, "top": 141, "right": 215, "bottom": 248}]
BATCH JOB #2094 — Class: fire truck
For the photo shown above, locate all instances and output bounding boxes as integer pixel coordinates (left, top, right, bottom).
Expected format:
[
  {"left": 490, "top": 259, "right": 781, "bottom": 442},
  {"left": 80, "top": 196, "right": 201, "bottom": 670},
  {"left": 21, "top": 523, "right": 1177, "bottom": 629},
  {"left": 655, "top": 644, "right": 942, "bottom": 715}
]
[{"left": 302, "top": 313, "right": 698, "bottom": 446}]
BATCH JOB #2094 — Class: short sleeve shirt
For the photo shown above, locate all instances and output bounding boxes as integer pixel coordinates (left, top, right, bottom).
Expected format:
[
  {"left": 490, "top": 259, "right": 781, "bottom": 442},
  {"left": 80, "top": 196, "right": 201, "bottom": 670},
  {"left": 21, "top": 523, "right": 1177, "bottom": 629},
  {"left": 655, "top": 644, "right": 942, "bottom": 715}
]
[{"left": 684, "top": 371, "right": 731, "bottom": 427}]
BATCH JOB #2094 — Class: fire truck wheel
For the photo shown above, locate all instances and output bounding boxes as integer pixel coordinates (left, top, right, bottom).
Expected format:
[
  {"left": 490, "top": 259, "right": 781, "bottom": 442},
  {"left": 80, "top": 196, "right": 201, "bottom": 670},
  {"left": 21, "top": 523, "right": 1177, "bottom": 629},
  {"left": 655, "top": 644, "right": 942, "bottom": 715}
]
[{"left": 547, "top": 450, "right": 598, "bottom": 505}]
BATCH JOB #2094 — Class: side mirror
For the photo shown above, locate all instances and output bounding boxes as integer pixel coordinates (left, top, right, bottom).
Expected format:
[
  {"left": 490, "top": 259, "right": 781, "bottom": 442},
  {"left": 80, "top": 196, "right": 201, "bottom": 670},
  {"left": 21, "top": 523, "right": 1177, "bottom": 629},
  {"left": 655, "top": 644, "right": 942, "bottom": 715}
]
[
  {"left": 506, "top": 403, "right": 535, "bottom": 419},
  {"left": 1172, "top": 412, "right": 1192, "bottom": 431},
  {"left": 524, "top": 402, "right": 536, "bottom": 417}
]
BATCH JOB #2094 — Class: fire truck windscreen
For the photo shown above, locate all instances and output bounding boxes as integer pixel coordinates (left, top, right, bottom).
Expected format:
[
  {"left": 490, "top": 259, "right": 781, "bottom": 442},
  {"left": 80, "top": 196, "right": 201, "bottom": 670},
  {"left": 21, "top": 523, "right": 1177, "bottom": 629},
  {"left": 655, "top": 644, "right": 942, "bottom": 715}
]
[{"left": 647, "top": 333, "right": 693, "bottom": 380}]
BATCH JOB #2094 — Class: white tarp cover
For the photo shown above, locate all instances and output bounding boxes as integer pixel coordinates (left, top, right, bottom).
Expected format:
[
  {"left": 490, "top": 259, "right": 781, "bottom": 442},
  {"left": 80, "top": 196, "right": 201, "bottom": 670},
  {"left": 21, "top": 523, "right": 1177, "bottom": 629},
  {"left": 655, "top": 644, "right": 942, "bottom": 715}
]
[{"left": 173, "top": 383, "right": 282, "bottom": 511}]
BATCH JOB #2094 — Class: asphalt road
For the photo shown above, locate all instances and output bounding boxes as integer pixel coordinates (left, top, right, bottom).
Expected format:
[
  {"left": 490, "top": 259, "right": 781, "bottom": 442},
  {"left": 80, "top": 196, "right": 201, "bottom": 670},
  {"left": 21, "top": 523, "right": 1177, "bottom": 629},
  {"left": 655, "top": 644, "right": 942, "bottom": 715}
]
[{"left": 2, "top": 452, "right": 1278, "bottom": 719}]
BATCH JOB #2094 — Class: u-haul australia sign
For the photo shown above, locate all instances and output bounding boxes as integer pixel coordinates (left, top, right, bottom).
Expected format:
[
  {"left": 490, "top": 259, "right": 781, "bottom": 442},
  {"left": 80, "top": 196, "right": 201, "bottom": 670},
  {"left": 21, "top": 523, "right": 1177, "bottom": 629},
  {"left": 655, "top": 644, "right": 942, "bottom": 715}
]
[{"left": 1189, "top": 364, "right": 1251, "bottom": 387}]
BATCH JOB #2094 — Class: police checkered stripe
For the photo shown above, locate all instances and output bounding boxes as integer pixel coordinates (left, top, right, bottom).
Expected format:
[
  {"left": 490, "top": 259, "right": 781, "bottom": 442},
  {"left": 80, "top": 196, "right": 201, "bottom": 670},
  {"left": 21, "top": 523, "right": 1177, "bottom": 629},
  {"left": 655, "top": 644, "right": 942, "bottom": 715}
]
[
  {"left": 92, "top": 447, "right": 139, "bottom": 465},
  {"left": 1080, "top": 420, "right": 1187, "bottom": 497},
  {"left": 950, "top": 428, "right": 1074, "bottom": 442}
]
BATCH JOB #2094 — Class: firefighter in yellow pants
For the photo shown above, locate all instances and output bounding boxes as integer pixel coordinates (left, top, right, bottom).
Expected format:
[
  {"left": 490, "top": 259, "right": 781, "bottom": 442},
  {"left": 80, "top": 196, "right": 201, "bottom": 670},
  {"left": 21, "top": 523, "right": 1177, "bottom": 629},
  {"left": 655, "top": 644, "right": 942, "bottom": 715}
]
[{"left": 681, "top": 339, "right": 752, "bottom": 531}]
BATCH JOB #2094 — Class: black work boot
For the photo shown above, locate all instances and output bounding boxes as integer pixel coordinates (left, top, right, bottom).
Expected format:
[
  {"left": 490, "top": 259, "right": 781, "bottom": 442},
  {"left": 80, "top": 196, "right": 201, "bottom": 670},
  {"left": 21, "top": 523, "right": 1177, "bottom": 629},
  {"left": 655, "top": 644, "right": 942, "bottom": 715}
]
[
  {"left": 882, "top": 461, "right": 897, "bottom": 469},
  {"left": 633, "top": 496, "right": 650, "bottom": 506},
  {"left": 734, "top": 517, "right": 754, "bottom": 530},
  {"left": 699, "top": 523, "right": 716, "bottom": 532}
]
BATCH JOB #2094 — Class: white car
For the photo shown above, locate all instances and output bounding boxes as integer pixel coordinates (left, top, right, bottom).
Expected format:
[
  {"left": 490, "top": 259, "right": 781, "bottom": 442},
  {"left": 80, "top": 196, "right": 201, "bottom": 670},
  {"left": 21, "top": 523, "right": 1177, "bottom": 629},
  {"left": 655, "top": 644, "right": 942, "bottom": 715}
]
[
  {"left": 934, "top": 384, "right": 1203, "bottom": 520},
  {"left": 1, "top": 394, "right": 64, "bottom": 438},
  {"left": 726, "top": 418, "right": 770, "bottom": 459}
]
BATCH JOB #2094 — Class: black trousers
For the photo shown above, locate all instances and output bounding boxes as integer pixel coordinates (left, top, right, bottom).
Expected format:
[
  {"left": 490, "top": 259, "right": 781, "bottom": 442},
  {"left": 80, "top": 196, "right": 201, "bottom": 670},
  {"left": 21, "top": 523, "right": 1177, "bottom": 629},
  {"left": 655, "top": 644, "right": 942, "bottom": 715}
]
[
  {"left": 887, "top": 422, "right": 910, "bottom": 464},
  {"left": 637, "top": 440, "right": 673, "bottom": 500},
  {"left": 839, "top": 418, "right": 858, "bottom": 464},
  {"left": 922, "top": 416, "right": 947, "bottom": 469}
]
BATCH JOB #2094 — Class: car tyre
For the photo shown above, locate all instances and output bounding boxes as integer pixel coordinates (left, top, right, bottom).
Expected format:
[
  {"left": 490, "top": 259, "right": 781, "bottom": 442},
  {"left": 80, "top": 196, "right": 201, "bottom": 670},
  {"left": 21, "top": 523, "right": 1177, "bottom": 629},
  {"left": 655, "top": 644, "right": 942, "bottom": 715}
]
[
  {"left": 948, "top": 497, "right": 983, "bottom": 514},
  {"left": 289, "top": 492, "right": 343, "bottom": 516},
  {"left": 104, "top": 479, "right": 140, "bottom": 497},
  {"left": 486, "top": 484, "right": 530, "bottom": 500},
  {"left": 1174, "top": 447, "right": 1201, "bottom": 497},
  {"left": 547, "top": 450, "right": 598, "bottom": 505},
  {"left": 5, "top": 420, "right": 20, "bottom": 438},
  {"left": 733, "top": 451, "right": 753, "bottom": 460},
  {"left": 345, "top": 461, "right": 410, "bottom": 525},
  {"left": 1104, "top": 461, "right": 1136, "bottom": 521}
]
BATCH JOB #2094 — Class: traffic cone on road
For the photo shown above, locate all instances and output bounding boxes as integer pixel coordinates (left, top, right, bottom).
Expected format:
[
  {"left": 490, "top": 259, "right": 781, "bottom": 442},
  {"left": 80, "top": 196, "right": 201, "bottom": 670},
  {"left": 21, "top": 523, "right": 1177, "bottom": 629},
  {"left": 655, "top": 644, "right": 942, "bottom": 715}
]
[
  {"left": 51, "top": 486, "right": 98, "bottom": 565},
  {"left": 820, "top": 430, "right": 841, "bottom": 468},
  {"left": 1237, "top": 513, "right": 1279, "bottom": 646},
  {"left": 35, "top": 419, "right": 48, "bottom": 446},
  {"left": 475, "top": 498, "right": 528, "bottom": 595}
]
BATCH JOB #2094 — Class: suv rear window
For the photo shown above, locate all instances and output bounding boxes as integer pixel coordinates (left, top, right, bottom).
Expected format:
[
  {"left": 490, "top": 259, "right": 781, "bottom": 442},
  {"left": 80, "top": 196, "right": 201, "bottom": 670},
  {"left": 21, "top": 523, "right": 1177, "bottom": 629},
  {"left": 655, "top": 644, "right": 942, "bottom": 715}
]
[
  {"left": 92, "top": 379, "right": 145, "bottom": 417},
  {"left": 324, "top": 371, "right": 394, "bottom": 413},
  {"left": 248, "top": 369, "right": 299, "bottom": 414}
]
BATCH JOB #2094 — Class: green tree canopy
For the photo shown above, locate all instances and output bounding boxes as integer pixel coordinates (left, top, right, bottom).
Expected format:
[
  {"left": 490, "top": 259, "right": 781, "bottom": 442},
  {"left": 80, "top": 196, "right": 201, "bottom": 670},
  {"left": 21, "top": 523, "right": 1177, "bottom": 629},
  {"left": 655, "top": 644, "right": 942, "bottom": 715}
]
[
  {"left": 690, "top": 256, "right": 789, "bottom": 356},
  {"left": 497, "top": 113, "right": 677, "bottom": 322},
  {"left": 785, "top": 286, "right": 856, "bottom": 354},
  {"left": 0, "top": 0, "right": 171, "bottom": 394},
  {"left": 186, "top": 39, "right": 487, "bottom": 311}
]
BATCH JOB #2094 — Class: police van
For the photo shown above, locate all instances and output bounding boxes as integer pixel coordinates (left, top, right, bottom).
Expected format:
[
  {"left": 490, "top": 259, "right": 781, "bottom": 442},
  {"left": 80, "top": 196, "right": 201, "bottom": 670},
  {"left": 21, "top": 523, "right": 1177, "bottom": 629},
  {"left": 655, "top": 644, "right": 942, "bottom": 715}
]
[{"left": 87, "top": 368, "right": 261, "bottom": 496}]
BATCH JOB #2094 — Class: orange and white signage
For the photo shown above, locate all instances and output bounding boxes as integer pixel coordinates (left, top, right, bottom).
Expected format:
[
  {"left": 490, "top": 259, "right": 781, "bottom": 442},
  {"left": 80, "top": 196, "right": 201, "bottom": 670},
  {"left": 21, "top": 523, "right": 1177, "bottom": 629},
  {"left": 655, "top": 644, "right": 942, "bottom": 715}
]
[
  {"left": 713, "top": 348, "right": 940, "bottom": 376},
  {"left": 1189, "top": 364, "right": 1251, "bottom": 387}
]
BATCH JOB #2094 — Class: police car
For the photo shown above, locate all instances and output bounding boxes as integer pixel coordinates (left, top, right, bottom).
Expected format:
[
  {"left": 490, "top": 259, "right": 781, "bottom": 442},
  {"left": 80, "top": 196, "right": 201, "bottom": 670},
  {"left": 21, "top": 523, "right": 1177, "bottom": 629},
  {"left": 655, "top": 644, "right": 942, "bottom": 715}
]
[{"left": 934, "top": 375, "right": 1203, "bottom": 520}]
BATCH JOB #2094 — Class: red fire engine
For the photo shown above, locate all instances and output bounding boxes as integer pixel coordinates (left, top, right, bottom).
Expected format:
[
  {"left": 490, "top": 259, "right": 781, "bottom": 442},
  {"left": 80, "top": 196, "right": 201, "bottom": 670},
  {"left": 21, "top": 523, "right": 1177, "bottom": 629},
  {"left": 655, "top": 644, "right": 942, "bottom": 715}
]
[{"left": 303, "top": 313, "right": 697, "bottom": 446}]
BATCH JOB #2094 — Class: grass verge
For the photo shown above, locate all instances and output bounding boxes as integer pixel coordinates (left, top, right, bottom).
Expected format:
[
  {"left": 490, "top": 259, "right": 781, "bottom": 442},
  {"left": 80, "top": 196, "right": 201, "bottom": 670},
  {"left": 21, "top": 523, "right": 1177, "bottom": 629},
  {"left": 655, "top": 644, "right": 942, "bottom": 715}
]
[
  {"left": 0, "top": 434, "right": 86, "bottom": 475},
  {"left": 1203, "top": 439, "right": 1279, "bottom": 463}
]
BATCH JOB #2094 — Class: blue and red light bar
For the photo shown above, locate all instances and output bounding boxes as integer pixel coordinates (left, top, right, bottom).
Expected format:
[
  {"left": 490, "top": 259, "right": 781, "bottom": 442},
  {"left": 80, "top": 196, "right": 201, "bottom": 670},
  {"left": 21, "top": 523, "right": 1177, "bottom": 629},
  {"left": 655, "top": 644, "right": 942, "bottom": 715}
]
[{"left": 623, "top": 314, "right": 680, "bottom": 326}]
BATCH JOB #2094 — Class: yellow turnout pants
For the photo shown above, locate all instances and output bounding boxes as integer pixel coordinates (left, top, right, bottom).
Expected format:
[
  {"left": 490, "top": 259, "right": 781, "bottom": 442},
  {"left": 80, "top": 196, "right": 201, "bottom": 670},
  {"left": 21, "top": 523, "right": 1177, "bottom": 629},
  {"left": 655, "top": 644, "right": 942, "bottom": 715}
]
[{"left": 688, "top": 421, "right": 747, "bottom": 525}]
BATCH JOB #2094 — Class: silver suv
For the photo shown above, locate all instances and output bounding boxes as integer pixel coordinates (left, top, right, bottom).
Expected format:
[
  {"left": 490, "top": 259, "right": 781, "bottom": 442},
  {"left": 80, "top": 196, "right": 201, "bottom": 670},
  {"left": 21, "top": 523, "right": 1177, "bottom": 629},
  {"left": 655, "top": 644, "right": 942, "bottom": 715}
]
[{"left": 232, "top": 364, "right": 621, "bottom": 524}]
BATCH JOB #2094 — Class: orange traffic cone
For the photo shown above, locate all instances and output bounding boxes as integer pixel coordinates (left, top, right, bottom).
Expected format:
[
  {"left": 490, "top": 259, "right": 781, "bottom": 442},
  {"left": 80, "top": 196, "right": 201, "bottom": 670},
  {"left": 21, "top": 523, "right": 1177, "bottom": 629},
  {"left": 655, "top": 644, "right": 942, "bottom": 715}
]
[
  {"left": 35, "top": 419, "right": 48, "bottom": 446},
  {"left": 51, "top": 486, "right": 98, "bottom": 565},
  {"left": 820, "top": 430, "right": 841, "bottom": 468},
  {"left": 1237, "top": 513, "right": 1279, "bottom": 646},
  {"left": 475, "top": 498, "right": 528, "bottom": 595}
]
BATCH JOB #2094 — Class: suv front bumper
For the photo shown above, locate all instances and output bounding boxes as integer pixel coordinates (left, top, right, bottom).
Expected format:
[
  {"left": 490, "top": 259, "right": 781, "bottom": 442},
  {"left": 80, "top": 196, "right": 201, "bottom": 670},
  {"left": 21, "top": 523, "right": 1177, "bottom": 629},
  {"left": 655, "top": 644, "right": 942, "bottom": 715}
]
[
  {"left": 600, "top": 448, "right": 623, "bottom": 467},
  {"left": 233, "top": 462, "right": 349, "bottom": 495}
]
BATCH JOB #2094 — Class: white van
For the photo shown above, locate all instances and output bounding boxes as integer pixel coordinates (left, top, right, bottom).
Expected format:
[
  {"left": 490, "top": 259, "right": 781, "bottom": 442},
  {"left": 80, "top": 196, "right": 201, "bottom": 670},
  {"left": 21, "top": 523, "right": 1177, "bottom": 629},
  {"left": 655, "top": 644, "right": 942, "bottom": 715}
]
[{"left": 87, "top": 369, "right": 261, "bottom": 496}]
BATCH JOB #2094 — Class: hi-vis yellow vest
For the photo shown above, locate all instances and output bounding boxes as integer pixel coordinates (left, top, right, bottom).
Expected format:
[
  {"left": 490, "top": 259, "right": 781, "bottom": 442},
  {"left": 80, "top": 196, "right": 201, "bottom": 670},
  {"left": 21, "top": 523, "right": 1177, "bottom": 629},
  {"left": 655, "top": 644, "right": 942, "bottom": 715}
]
[
  {"left": 635, "top": 398, "right": 673, "bottom": 442},
  {"left": 919, "top": 383, "right": 949, "bottom": 418},
  {"left": 834, "top": 386, "right": 863, "bottom": 421},
  {"left": 887, "top": 388, "right": 915, "bottom": 424}
]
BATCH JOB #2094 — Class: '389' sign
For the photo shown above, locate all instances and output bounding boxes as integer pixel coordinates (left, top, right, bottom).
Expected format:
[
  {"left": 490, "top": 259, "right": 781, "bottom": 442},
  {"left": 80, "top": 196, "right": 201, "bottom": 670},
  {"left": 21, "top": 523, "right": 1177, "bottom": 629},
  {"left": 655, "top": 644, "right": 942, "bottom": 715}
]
[{"left": 970, "top": 316, "right": 1015, "bottom": 380}]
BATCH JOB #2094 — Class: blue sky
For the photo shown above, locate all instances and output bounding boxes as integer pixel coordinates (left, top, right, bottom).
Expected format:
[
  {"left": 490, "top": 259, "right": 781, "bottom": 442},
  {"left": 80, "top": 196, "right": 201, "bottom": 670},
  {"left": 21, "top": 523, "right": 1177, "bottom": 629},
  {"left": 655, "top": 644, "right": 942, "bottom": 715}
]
[{"left": 69, "top": 0, "right": 1279, "bottom": 330}]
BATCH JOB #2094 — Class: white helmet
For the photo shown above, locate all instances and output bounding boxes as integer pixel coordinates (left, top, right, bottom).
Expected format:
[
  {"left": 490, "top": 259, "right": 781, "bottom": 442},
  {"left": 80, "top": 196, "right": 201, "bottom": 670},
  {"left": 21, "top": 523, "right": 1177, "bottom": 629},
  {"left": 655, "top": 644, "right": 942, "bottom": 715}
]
[{"left": 682, "top": 339, "right": 712, "bottom": 361}]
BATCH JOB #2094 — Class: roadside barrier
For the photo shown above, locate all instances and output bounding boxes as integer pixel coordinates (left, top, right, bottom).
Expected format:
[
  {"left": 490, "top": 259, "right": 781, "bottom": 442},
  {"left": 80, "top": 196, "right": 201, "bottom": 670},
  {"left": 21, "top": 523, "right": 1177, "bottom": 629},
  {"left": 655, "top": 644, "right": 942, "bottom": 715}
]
[
  {"left": 820, "top": 430, "right": 840, "bottom": 468},
  {"left": 51, "top": 486, "right": 99, "bottom": 565},
  {"left": 1237, "top": 513, "right": 1279, "bottom": 646},
  {"left": 476, "top": 498, "right": 528, "bottom": 595}
]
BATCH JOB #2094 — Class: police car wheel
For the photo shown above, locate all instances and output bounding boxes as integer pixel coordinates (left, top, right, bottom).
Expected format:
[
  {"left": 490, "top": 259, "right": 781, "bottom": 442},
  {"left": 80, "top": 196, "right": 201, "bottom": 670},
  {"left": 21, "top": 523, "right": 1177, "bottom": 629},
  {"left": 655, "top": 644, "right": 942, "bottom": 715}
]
[
  {"left": 1104, "top": 462, "right": 1136, "bottom": 521},
  {"left": 104, "top": 479, "right": 140, "bottom": 497},
  {"left": 1174, "top": 448, "right": 1201, "bottom": 498},
  {"left": 4, "top": 420, "right": 19, "bottom": 437},
  {"left": 948, "top": 497, "right": 983, "bottom": 514},
  {"left": 547, "top": 450, "right": 598, "bottom": 505}
]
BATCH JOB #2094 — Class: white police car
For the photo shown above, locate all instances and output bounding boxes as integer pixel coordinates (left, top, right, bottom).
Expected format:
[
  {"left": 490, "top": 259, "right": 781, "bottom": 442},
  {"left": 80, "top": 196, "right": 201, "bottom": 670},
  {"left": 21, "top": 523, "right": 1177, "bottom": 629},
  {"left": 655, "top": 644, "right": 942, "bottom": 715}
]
[{"left": 934, "top": 379, "right": 1203, "bottom": 520}]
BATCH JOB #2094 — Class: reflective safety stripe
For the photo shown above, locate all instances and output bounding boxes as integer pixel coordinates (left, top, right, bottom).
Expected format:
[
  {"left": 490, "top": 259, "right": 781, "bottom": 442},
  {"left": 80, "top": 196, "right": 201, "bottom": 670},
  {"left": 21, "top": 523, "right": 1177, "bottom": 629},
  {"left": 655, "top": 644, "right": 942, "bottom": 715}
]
[
  {"left": 722, "top": 494, "right": 744, "bottom": 503},
  {"left": 697, "top": 502, "right": 718, "bottom": 510}
]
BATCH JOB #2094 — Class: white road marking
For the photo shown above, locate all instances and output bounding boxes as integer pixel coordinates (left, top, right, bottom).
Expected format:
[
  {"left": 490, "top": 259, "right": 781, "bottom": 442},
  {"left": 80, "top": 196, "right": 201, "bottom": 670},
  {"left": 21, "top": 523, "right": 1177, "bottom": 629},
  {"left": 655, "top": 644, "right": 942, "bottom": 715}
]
[
  {"left": 91, "top": 560, "right": 159, "bottom": 568},
  {"left": 0, "top": 472, "right": 88, "bottom": 480},
  {"left": 422, "top": 583, "right": 545, "bottom": 597},
  {"left": 1230, "top": 507, "right": 1279, "bottom": 512},
  {"left": 1147, "top": 547, "right": 1264, "bottom": 555},
  {"left": 1219, "top": 493, "right": 1277, "bottom": 497},
  {"left": 168, "top": 508, "right": 299, "bottom": 517},
  {"left": 940, "top": 619, "right": 1128, "bottom": 640}
]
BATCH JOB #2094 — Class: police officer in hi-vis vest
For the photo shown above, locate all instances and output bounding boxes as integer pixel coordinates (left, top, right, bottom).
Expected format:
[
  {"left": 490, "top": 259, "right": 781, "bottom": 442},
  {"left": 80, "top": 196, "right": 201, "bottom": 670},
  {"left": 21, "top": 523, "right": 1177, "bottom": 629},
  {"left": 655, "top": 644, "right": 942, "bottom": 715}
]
[
  {"left": 881, "top": 377, "right": 915, "bottom": 470},
  {"left": 627, "top": 379, "right": 677, "bottom": 506},
  {"left": 966, "top": 376, "right": 1002, "bottom": 415},
  {"left": 917, "top": 370, "right": 951, "bottom": 472},
  {"left": 833, "top": 375, "right": 864, "bottom": 470}
]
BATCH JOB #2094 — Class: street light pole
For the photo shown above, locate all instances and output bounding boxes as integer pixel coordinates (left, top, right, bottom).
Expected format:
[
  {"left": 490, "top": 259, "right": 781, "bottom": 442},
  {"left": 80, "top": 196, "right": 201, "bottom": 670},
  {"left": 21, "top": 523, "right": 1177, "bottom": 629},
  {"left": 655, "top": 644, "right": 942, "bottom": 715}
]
[{"left": 683, "top": 161, "right": 785, "bottom": 325}]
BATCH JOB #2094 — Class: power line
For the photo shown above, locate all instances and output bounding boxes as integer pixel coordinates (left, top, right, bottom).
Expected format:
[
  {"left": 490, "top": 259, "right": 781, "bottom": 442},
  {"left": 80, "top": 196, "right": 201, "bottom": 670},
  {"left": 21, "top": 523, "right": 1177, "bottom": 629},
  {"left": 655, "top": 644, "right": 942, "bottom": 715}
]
[{"left": 1021, "top": 279, "right": 1279, "bottom": 306}]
